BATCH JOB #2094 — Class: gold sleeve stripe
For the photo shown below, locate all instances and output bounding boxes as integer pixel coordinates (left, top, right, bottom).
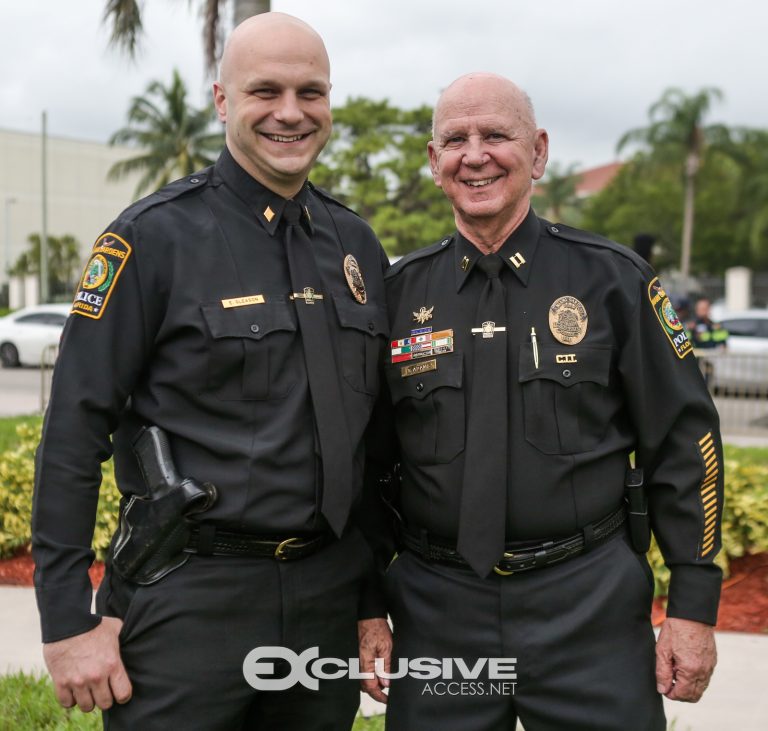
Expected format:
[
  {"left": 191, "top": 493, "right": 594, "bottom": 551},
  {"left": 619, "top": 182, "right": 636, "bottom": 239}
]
[{"left": 697, "top": 432, "right": 719, "bottom": 560}]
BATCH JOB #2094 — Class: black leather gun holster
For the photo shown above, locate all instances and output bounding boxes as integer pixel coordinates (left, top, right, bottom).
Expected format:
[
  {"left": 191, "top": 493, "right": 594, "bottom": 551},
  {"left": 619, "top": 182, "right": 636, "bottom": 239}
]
[{"left": 111, "top": 426, "right": 217, "bottom": 584}]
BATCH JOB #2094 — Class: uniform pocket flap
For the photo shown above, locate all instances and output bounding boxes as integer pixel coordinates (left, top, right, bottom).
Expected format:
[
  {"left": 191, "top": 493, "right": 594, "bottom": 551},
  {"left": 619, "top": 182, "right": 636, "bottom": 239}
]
[
  {"left": 332, "top": 294, "right": 388, "bottom": 337},
  {"left": 386, "top": 352, "right": 463, "bottom": 403},
  {"left": 518, "top": 344, "right": 612, "bottom": 387},
  {"left": 201, "top": 299, "right": 296, "bottom": 341}
]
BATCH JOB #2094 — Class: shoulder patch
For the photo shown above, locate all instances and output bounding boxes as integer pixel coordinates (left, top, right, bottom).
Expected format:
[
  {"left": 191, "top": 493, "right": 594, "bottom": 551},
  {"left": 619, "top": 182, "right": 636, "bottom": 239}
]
[
  {"left": 647, "top": 276, "right": 692, "bottom": 359},
  {"left": 385, "top": 236, "right": 454, "bottom": 280},
  {"left": 71, "top": 232, "right": 132, "bottom": 320}
]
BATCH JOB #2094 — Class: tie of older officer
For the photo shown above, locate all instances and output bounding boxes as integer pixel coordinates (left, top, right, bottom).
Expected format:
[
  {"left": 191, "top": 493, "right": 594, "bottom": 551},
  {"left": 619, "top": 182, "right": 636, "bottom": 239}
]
[
  {"left": 457, "top": 253, "right": 508, "bottom": 576},
  {"left": 282, "top": 199, "right": 353, "bottom": 536}
]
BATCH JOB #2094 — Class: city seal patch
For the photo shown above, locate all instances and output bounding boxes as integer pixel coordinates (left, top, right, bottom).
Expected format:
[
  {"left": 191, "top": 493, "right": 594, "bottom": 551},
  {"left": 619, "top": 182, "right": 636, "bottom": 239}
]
[
  {"left": 72, "top": 232, "right": 132, "bottom": 320},
  {"left": 548, "top": 296, "right": 588, "bottom": 345},
  {"left": 648, "top": 277, "right": 691, "bottom": 359}
]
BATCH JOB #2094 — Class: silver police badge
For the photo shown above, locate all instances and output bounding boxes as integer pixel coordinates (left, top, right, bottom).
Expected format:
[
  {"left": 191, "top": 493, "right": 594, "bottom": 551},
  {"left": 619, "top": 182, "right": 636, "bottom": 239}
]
[
  {"left": 343, "top": 254, "right": 367, "bottom": 304},
  {"left": 548, "top": 296, "right": 588, "bottom": 345}
]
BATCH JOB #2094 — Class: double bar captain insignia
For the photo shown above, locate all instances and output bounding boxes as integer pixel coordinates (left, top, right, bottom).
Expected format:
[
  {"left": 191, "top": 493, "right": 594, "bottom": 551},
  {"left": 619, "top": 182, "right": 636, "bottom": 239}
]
[
  {"left": 413, "top": 306, "right": 434, "bottom": 325},
  {"left": 343, "top": 254, "right": 367, "bottom": 304}
]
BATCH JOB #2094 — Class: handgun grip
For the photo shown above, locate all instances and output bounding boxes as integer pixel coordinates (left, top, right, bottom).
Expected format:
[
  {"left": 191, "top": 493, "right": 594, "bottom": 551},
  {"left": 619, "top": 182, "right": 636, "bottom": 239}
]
[{"left": 132, "top": 426, "right": 183, "bottom": 497}]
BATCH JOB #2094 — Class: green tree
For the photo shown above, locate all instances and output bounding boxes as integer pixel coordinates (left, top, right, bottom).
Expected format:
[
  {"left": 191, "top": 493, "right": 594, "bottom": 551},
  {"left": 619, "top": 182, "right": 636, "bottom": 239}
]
[
  {"left": 108, "top": 69, "right": 224, "bottom": 197},
  {"left": 617, "top": 87, "right": 731, "bottom": 279},
  {"left": 580, "top": 149, "right": 750, "bottom": 276},
  {"left": 104, "top": 0, "right": 270, "bottom": 74},
  {"left": 533, "top": 161, "right": 582, "bottom": 224},
  {"left": 312, "top": 98, "right": 454, "bottom": 256},
  {"left": 9, "top": 234, "right": 83, "bottom": 300}
]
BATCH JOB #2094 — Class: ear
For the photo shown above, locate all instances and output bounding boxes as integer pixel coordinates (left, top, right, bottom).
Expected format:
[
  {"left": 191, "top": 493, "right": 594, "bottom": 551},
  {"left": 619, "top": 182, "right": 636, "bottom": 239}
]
[
  {"left": 213, "top": 82, "right": 227, "bottom": 123},
  {"left": 531, "top": 129, "right": 549, "bottom": 181},
  {"left": 427, "top": 141, "right": 442, "bottom": 188}
]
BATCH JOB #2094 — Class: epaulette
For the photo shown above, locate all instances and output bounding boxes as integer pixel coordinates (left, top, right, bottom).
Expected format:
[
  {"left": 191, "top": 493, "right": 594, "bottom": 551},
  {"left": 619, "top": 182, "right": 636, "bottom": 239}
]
[
  {"left": 307, "top": 182, "right": 361, "bottom": 218},
  {"left": 385, "top": 235, "right": 454, "bottom": 280},
  {"left": 120, "top": 170, "right": 211, "bottom": 222},
  {"left": 544, "top": 221, "right": 653, "bottom": 276}
]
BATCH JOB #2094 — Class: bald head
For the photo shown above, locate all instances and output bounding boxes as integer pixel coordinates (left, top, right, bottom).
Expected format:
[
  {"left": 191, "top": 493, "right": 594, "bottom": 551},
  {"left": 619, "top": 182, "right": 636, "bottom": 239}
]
[
  {"left": 212, "top": 12, "right": 333, "bottom": 197},
  {"left": 432, "top": 73, "right": 535, "bottom": 140},
  {"left": 219, "top": 12, "right": 330, "bottom": 86}
]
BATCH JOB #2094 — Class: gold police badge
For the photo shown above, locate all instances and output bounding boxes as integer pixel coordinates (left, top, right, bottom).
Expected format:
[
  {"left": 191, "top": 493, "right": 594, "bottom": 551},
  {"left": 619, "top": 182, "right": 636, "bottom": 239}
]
[
  {"left": 548, "top": 296, "right": 588, "bottom": 345},
  {"left": 343, "top": 254, "right": 367, "bottom": 304}
]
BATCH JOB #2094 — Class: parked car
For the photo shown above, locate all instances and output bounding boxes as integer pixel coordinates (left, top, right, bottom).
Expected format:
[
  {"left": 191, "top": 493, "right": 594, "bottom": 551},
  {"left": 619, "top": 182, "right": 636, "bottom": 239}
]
[
  {"left": 0, "top": 304, "right": 71, "bottom": 368},
  {"left": 695, "top": 309, "right": 768, "bottom": 395}
]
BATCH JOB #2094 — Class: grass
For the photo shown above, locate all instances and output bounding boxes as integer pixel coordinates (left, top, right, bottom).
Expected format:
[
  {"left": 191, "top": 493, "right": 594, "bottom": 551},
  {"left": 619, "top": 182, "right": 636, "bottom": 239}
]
[
  {"left": 0, "top": 671, "right": 386, "bottom": 730},
  {"left": 0, "top": 414, "right": 42, "bottom": 453}
]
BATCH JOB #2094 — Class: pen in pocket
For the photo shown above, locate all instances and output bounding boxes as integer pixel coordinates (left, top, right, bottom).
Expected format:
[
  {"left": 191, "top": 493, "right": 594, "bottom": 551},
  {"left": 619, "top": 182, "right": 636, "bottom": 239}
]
[{"left": 530, "top": 327, "right": 539, "bottom": 369}]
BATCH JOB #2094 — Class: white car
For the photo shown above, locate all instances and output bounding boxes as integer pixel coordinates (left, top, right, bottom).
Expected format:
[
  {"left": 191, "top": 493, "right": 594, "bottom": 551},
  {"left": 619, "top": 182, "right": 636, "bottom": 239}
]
[
  {"left": 695, "top": 309, "right": 768, "bottom": 394},
  {"left": 0, "top": 304, "right": 71, "bottom": 368}
]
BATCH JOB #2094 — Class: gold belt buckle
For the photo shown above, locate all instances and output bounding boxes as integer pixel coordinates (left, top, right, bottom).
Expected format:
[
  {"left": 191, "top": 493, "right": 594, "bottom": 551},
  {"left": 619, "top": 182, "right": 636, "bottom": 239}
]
[
  {"left": 274, "top": 537, "right": 300, "bottom": 559},
  {"left": 493, "top": 551, "right": 517, "bottom": 576}
]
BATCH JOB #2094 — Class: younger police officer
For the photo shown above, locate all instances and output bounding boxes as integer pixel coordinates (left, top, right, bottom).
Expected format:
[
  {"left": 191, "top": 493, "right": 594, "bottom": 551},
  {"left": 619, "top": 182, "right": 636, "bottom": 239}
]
[
  {"left": 370, "top": 73, "right": 722, "bottom": 731},
  {"left": 32, "top": 14, "right": 389, "bottom": 730}
]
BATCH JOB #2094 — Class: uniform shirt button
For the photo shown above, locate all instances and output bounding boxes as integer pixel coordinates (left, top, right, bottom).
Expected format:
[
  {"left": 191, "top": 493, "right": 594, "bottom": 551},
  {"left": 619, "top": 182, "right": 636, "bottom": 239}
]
[
  {"left": 416, "top": 382, "right": 424, "bottom": 392},
  {"left": 250, "top": 324, "right": 260, "bottom": 333},
  {"left": 562, "top": 369, "right": 571, "bottom": 378},
  {"left": 368, "top": 321, "right": 375, "bottom": 331},
  {"left": 190, "top": 177, "right": 200, "bottom": 183}
]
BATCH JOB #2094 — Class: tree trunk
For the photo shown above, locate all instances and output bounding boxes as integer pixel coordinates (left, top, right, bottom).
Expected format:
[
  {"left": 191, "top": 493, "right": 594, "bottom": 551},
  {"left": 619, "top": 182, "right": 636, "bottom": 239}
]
[
  {"left": 680, "top": 152, "right": 698, "bottom": 281},
  {"left": 234, "top": 0, "right": 270, "bottom": 26}
]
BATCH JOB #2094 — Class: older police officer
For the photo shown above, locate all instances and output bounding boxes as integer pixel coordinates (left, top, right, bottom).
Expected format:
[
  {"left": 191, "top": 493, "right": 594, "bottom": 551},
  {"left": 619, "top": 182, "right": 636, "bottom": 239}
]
[
  {"left": 33, "top": 13, "right": 390, "bottom": 730},
  {"left": 370, "top": 73, "right": 721, "bottom": 730}
]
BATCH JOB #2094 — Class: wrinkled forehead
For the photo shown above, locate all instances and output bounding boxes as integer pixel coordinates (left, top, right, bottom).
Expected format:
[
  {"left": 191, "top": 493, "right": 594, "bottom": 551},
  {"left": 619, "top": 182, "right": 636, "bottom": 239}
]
[{"left": 434, "top": 93, "right": 533, "bottom": 139}]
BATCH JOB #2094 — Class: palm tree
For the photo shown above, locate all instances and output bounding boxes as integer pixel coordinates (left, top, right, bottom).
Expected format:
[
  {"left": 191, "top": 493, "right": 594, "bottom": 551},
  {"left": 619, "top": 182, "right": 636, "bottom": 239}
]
[
  {"left": 534, "top": 162, "right": 581, "bottom": 223},
  {"left": 104, "top": 0, "right": 270, "bottom": 75},
  {"left": 108, "top": 69, "right": 224, "bottom": 197},
  {"left": 617, "top": 87, "right": 730, "bottom": 279}
]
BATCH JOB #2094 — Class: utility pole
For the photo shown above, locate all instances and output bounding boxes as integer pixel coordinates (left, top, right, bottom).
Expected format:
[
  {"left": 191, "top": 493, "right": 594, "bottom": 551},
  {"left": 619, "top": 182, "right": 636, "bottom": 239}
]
[
  {"left": 40, "top": 110, "right": 50, "bottom": 303},
  {"left": 3, "top": 196, "right": 16, "bottom": 305}
]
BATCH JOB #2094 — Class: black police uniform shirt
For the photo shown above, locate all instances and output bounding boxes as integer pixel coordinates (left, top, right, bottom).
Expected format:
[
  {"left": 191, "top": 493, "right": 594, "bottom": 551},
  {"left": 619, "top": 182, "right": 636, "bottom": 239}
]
[
  {"left": 31, "top": 147, "right": 389, "bottom": 643},
  {"left": 382, "top": 209, "right": 723, "bottom": 625}
]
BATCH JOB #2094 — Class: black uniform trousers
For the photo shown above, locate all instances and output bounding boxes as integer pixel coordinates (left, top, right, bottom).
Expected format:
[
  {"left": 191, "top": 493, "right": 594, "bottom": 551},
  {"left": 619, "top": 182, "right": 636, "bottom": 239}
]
[
  {"left": 384, "top": 532, "right": 666, "bottom": 731},
  {"left": 96, "top": 529, "right": 370, "bottom": 731}
]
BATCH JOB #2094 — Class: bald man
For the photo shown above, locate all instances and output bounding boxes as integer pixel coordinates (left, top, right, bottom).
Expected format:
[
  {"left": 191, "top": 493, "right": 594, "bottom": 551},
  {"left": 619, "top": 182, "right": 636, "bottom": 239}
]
[
  {"left": 32, "top": 13, "right": 390, "bottom": 730},
  {"left": 371, "top": 73, "right": 722, "bottom": 729}
]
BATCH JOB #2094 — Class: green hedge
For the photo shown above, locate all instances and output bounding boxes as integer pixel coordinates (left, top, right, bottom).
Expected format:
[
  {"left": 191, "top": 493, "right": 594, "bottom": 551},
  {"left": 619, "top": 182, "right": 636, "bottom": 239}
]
[
  {"left": 1, "top": 420, "right": 768, "bottom": 596},
  {"left": 0, "top": 422, "right": 120, "bottom": 560}
]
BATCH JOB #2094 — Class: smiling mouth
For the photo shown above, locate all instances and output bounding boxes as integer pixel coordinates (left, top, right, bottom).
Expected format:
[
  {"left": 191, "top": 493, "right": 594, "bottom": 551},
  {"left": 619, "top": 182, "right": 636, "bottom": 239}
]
[
  {"left": 464, "top": 176, "right": 501, "bottom": 188},
  {"left": 262, "top": 133, "right": 310, "bottom": 143}
]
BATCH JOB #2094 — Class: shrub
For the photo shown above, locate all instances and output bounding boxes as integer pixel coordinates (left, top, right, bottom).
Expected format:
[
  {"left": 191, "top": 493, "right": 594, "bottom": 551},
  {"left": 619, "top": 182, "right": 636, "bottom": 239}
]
[{"left": 0, "top": 422, "right": 120, "bottom": 559}]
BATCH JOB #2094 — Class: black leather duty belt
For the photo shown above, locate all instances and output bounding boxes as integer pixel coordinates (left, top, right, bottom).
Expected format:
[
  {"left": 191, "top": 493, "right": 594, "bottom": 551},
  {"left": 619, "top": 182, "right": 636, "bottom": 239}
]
[
  {"left": 400, "top": 505, "right": 627, "bottom": 576},
  {"left": 185, "top": 524, "right": 334, "bottom": 560}
]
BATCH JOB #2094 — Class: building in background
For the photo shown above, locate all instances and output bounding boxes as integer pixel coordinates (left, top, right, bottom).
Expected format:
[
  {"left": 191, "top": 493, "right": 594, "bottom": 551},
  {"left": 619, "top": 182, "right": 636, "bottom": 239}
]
[{"left": 0, "top": 128, "right": 142, "bottom": 306}]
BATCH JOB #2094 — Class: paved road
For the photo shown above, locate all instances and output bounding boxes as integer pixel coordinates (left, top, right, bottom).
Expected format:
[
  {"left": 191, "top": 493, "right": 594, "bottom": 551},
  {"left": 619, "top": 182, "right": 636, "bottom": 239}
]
[{"left": 0, "top": 367, "right": 53, "bottom": 417}]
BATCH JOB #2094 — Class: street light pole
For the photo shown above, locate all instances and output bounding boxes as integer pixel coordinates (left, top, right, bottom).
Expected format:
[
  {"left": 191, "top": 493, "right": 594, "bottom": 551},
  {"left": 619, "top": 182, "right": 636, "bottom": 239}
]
[
  {"left": 40, "top": 110, "right": 50, "bottom": 303},
  {"left": 4, "top": 196, "right": 16, "bottom": 291}
]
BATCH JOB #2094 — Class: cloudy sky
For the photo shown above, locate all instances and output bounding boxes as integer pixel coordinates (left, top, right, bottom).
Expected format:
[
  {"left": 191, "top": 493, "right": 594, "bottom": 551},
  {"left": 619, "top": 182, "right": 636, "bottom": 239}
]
[{"left": 2, "top": 0, "right": 767, "bottom": 170}]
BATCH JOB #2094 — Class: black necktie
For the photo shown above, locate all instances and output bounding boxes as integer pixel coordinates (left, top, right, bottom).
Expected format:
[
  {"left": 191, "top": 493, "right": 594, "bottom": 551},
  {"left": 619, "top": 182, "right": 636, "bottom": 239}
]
[
  {"left": 457, "top": 253, "right": 508, "bottom": 577},
  {"left": 282, "top": 200, "right": 353, "bottom": 536}
]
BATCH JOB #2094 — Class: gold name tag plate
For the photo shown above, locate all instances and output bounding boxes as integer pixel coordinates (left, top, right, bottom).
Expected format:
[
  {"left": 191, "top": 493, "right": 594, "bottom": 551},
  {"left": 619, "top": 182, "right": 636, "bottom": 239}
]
[
  {"left": 401, "top": 359, "right": 437, "bottom": 378},
  {"left": 221, "top": 295, "right": 265, "bottom": 308}
]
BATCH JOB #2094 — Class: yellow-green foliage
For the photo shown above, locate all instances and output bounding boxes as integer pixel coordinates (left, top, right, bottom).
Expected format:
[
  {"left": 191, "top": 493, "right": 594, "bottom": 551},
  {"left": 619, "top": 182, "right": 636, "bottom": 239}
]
[
  {"left": 647, "top": 443, "right": 768, "bottom": 595},
  {"left": 0, "top": 422, "right": 120, "bottom": 560}
]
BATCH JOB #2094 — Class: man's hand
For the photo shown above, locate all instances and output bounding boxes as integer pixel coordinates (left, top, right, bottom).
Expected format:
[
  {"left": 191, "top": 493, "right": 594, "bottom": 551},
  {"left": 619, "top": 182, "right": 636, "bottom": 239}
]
[
  {"left": 43, "top": 617, "right": 132, "bottom": 712},
  {"left": 655, "top": 616, "right": 717, "bottom": 702},
  {"left": 358, "top": 618, "right": 393, "bottom": 704}
]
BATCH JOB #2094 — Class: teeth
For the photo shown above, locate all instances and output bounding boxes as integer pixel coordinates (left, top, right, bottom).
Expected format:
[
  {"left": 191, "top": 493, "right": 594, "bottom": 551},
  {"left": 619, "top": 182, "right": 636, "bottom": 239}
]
[
  {"left": 466, "top": 178, "right": 497, "bottom": 187},
  {"left": 265, "top": 133, "right": 305, "bottom": 143}
]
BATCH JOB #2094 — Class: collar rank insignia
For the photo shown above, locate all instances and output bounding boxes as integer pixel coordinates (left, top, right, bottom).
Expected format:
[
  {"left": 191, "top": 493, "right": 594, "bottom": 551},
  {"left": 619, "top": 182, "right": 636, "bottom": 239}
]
[
  {"left": 391, "top": 327, "right": 454, "bottom": 363},
  {"left": 263, "top": 206, "right": 275, "bottom": 222},
  {"left": 549, "top": 296, "right": 588, "bottom": 345},
  {"left": 343, "top": 254, "right": 367, "bottom": 304},
  {"left": 413, "top": 305, "right": 434, "bottom": 324}
]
